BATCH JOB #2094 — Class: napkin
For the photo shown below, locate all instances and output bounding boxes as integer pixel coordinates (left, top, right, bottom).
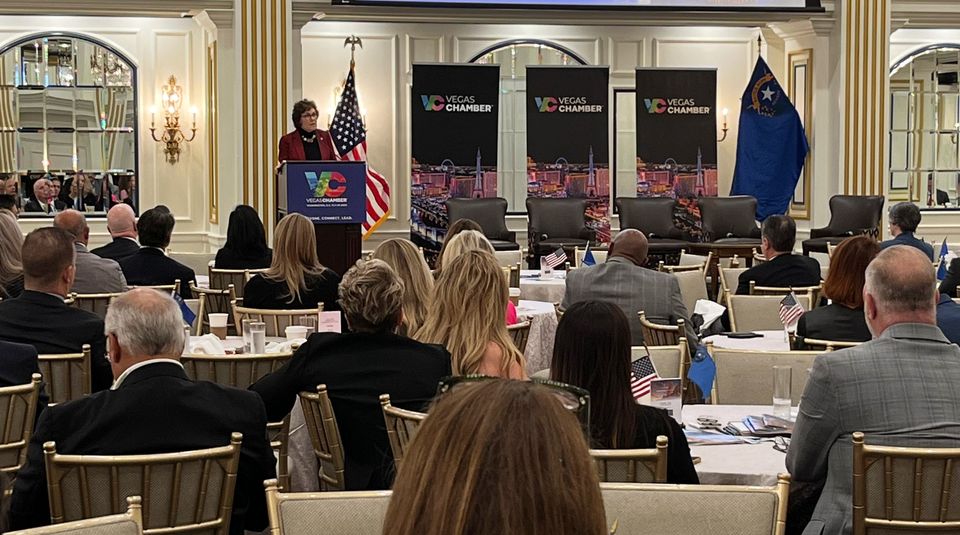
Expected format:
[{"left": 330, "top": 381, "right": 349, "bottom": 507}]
[
  {"left": 189, "top": 334, "right": 226, "bottom": 355},
  {"left": 693, "top": 299, "right": 726, "bottom": 334},
  {"left": 265, "top": 339, "right": 306, "bottom": 354}
]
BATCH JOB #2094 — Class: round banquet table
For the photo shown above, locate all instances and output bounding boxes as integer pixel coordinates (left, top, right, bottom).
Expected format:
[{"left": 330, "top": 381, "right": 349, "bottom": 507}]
[
  {"left": 703, "top": 330, "right": 790, "bottom": 352},
  {"left": 518, "top": 270, "right": 566, "bottom": 304},
  {"left": 516, "top": 300, "right": 558, "bottom": 375}
]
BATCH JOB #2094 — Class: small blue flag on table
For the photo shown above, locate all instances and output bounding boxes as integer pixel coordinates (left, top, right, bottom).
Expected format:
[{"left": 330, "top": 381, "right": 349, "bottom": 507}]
[
  {"left": 687, "top": 344, "right": 716, "bottom": 402},
  {"left": 173, "top": 292, "right": 196, "bottom": 328},
  {"left": 582, "top": 243, "right": 596, "bottom": 267},
  {"left": 938, "top": 238, "right": 949, "bottom": 281}
]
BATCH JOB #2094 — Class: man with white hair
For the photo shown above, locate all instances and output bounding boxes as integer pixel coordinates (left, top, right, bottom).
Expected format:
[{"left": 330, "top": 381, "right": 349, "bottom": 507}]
[
  {"left": 54, "top": 209, "right": 127, "bottom": 293},
  {"left": 91, "top": 203, "right": 140, "bottom": 262},
  {"left": 786, "top": 245, "right": 960, "bottom": 535},
  {"left": 23, "top": 178, "right": 61, "bottom": 214},
  {"left": 9, "top": 289, "right": 276, "bottom": 533}
]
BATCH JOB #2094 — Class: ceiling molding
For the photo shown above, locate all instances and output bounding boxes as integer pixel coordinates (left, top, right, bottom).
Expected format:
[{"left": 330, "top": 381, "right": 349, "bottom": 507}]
[
  {"left": 0, "top": 1, "right": 232, "bottom": 17},
  {"left": 893, "top": 0, "right": 960, "bottom": 29}
]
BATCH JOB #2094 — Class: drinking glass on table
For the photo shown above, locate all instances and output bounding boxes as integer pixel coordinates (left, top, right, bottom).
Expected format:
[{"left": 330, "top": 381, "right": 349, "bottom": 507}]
[
  {"left": 241, "top": 319, "right": 254, "bottom": 353},
  {"left": 250, "top": 322, "right": 267, "bottom": 354},
  {"left": 772, "top": 366, "right": 792, "bottom": 418},
  {"left": 298, "top": 315, "right": 317, "bottom": 335}
]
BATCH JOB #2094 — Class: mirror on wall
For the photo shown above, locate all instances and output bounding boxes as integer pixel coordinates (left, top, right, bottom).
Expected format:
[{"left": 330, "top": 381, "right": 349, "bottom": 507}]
[
  {"left": 889, "top": 44, "right": 960, "bottom": 208},
  {"left": 0, "top": 33, "right": 138, "bottom": 217}
]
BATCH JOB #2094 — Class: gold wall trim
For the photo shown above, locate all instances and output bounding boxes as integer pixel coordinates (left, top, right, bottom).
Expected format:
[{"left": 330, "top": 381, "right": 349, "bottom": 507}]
[
  {"left": 788, "top": 48, "right": 812, "bottom": 220},
  {"left": 241, "top": 0, "right": 250, "bottom": 206},
  {"left": 207, "top": 40, "right": 219, "bottom": 224}
]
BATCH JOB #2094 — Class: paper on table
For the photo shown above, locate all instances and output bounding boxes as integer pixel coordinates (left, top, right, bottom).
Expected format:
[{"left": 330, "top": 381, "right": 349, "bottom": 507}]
[
  {"left": 318, "top": 311, "right": 342, "bottom": 333},
  {"left": 265, "top": 339, "right": 306, "bottom": 354},
  {"left": 189, "top": 334, "right": 226, "bottom": 355}
]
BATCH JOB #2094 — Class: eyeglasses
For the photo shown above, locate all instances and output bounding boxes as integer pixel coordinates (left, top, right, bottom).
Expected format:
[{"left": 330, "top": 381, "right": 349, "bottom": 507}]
[{"left": 300, "top": 111, "right": 319, "bottom": 119}]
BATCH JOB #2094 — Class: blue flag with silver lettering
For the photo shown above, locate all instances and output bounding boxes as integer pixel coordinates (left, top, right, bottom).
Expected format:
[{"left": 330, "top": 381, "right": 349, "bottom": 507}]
[{"left": 730, "top": 57, "right": 809, "bottom": 221}]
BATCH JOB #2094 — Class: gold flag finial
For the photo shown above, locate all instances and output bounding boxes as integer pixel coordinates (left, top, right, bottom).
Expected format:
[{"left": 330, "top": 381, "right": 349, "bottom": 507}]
[{"left": 344, "top": 35, "right": 363, "bottom": 68}]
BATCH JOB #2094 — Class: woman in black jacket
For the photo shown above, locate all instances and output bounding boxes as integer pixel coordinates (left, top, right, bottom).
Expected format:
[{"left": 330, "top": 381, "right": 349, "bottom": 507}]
[{"left": 215, "top": 205, "right": 273, "bottom": 270}]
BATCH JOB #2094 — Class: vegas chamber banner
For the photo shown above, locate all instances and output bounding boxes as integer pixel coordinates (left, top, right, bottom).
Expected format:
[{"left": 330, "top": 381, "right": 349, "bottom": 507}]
[
  {"left": 410, "top": 63, "right": 500, "bottom": 254},
  {"left": 525, "top": 66, "right": 610, "bottom": 243},
  {"left": 635, "top": 68, "right": 717, "bottom": 239}
]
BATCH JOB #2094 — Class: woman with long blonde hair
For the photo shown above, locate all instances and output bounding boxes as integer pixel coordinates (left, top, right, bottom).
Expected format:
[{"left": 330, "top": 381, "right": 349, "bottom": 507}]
[
  {"left": 436, "top": 229, "right": 517, "bottom": 325},
  {"left": 416, "top": 250, "right": 525, "bottom": 378},
  {"left": 372, "top": 238, "right": 433, "bottom": 336},
  {"left": 243, "top": 213, "right": 341, "bottom": 310},
  {"left": 0, "top": 210, "right": 23, "bottom": 298}
]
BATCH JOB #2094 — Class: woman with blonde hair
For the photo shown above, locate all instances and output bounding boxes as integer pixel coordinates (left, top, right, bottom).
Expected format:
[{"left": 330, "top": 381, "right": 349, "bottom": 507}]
[
  {"left": 0, "top": 210, "right": 23, "bottom": 298},
  {"left": 437, "top": 229, "right": 517, "bottom": 325},
  {"left": 372, "top": 238, "right": 433, "bottom": 336},
  {"left": 383, "top": 379, "right": 608, "bottom": 535},
  {"left": 244, "top": 213, "right": 341, "bottom": 310},
  {"left": 416, "top": 250, "right": 525, "bottom": 378}
]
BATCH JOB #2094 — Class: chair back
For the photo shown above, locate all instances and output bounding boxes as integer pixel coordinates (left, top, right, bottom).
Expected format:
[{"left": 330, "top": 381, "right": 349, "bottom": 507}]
[
  {"left": 635, "top": 341, "right": 687, "bottom": 381},
  {"left": 493, "top": 249, "right": 523, "bottom": 268},
  {"left": 6, "top": 496, "right": 143, "bottom": 535},
  {"left": 852, "top": 432, "right": 960, "bottom": 534},
  {"left": 638, "top": 312, "right": 683, "bottom": 346},
  {"left": 209, "top": 267, "right": 267, "bottom": 299},
  {"left": 720, "top": 267, "right": 748, "bottom": 298},
  {"left": 725, "top": 291, "right": 812, "bottom": 331},
  {"left": 507, "top": 320, "right": 531, "bottom": 353},
  {"left": 658, "top": 262, "right": 702, "bottom": 274},
  {"left": 823, "top": 195, "right": 885, "bottom": 236},
  {"left": 616, "top": 197, "right": 685, "bottom": 240},
  {"left": 264, "top": 480, "right": 390, "bottom": 535},
  {"left": 445, "top": 197, "right": 512, "bottom": 241},
  {"left": 298, "top": 385, "right": 346, "bottom": 491},
  {"left": 671, "top": 269, "right": 708, "bottom": 313},
  {"left": 44, "top": 433, "right": 243, "bottom": 535},
  {"left": 574, "top": 246, "right": 608, "bottom": 267},
  {"left": 591, "top": 436, "right": 668, "bottom": 483},
  {"left": 38, "top": 345, "right": 92, "bottom": 405},
  {"left": 232, "top": 301, "right": 322, "bottom": 337},
  {"left": 601, "top": 474, "right": 790, "bottom": 535},
  {"left": 128, "top": 280, "right": 180, "bottom": 296},
  {"left": 379, "top": 394, "right": 426, "bottom": 474},
  {"left": 752, "top": 248, "right": 768, "bottom": 265},
  {"left": 791, "top": 335, "right": 861, "bottom": 352},
  {"left": 67, "top": 292, "right": 122, "bottom": 320},
  {"left": 708, "top": 344, "right": 819, "bottom": 405},
  {"left": 749, "top": 282, "right": 822, "bottom": 309},
  {"left": 526, "top": 198, "right": 593, "bottom": 254},
  {"left": 0, "top": 374, "right": 41, "bottom": 480},
  {"left": 500, "top": 264, "right": 520, "bottom": 288},
  {"left": 698, "top": 196, "right": 761, "bottom": 241},
  {"left": 192, "top": 284, "right": 237, "bottom": 335},
  {"left": 827, "top": 242, "right": 838, "bottom": 258},
  {"left": 679, "top": 250, "right": 711, "bottom": 267}
]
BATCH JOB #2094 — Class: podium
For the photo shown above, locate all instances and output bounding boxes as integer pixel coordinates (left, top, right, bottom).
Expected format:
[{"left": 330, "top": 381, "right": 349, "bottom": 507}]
[{"left": 277, "top": 160, "right": 366, "bottom": 276}]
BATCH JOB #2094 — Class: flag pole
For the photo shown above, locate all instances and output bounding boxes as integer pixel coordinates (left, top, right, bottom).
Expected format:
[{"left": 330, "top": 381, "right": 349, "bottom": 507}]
[{"left": 757, "top": 35, "right": 762, "bottom": 57}]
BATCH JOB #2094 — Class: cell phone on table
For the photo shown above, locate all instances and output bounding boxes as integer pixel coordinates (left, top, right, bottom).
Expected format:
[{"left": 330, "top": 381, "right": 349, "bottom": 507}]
[{"left": 722, "top": 331, "right": 762, "bottom": 339}]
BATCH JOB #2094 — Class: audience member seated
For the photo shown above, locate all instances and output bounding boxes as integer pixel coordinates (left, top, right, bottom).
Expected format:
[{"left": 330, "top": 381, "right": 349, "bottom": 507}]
[
  {"left": 54, "top": 210, "right": 127, "bottom": 294},
  {"left": 119, "top": 205, "right": 196, "bottom": 299},
  {"left": 383, "top": 379, "right": 607, "bottom": 535},
  {"left": 787, "top": 246, "right": 960, "bottom": 535},
  {"left": 880, "top": 202, "right": 934, "bottom": 260},
  {"left": 214, "top": 204, "right": 272, "bottom": 270},
  {"left": 436, "top": 218, "right": 481, "bottom": 271},
  {"left": 416, "top": 250, "right": 526, "bottom": 379},
  {"left": 372, "top": 238, "right": 434, "bottom": 336},
  {"left": 9, "top": 289, "right": 276, "bottom": 533},
  {"left": 22, "top": 179, "right": 62, "bottom": 215},
  {"left": 551, "top": 300, "right": 699, "bottom": 484},
  {"left": 435, "top": 230, "right": 517, "bottom": 324},
  {"left": 0, "top": 210, "right": 24, "bottom": 299},
  {"left": 736, "top": 215, "right": 821, "bottom": 294},
  {"left": 250, "top": 259, "right": 450, "bottom": 490},
  {"left": 91, "top": 204, "right": 140, "bottom": 263},
  {"left": 0, "top": 340, "right": 47, "bottom": 418},
  {"left": 796, "top": 236, "right": 879, "bottom": 343},
  {"left": 936, "top": 292, "right": 960, "bottom": 344},
  {"left": 0, "top": 227, "right": 111, "bottom": 391},
  {"left": 563, "top": 228, "right": 697, "bottom": 349},
  {"left": 0, "top": 194, "right": 19, "bottom": 216},
  {"left": 1, "top": 175, "right": 21, "bottom": 211},
  {"left": 244, "top": 213, "right": 341, "bottom": 311}
]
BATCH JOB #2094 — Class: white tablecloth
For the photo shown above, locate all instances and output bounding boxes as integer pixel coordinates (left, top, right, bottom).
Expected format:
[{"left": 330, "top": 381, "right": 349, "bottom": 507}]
[
  {"left": 516, "top": 300, "right": 558, "bottom": 375},
  {"left": 519, "top": 270, "right": 566, "bottom": 304},
  {"left": 683, "top": 404, "right": 790, "bottom": 486},
  {"left": 704, "top": 330, "right": 790, "bottom": 352}
]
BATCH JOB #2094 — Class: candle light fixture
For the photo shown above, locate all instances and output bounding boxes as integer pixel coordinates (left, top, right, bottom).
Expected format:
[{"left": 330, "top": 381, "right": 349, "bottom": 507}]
[
  {"left": 149, "top": 74, "right": 198, "bottom": 164},
  {"left": 717, "top": 107, "right": 729, "bottom": 142}
]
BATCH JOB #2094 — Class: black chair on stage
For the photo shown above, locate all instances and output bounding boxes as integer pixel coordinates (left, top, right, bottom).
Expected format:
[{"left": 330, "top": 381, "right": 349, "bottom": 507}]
[
  {"left": 616, "top": 197, "right": 691, "bottom": 247},
  {"left": 800, "top": 195, "right": 884, "bottom": 255},
  {"left": 698, "top": 196, "right": 762, "bottom": 244},
  {"left": 445, "top": 197, "right": 520, "bottom": 251},
  {"left": 526, "top": 198, "right": 594, "bottom": 267}
]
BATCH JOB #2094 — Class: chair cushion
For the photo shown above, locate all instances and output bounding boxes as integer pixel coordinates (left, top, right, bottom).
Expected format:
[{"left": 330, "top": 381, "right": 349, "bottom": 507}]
[
  {"left": 445, "top": 197, "right": 511, "bottom": 241},
  {"left": 489, "top": 239, "right": 520, "bottom": 251}
]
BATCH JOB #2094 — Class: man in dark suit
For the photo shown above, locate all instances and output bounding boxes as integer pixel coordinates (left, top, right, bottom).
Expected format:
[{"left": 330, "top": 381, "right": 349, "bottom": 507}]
[
  {"left": 0, "top": 227, "right": 112, "bottom": 392},
  {"left": 22, "top": 178, "right": 64, "bottom": 215},
  {"left": 91, "top": 204, "right": 140, "bottom": 263},
  {"left": 119, "top": 205, "right": 195, "bottom": 299},
  {"left": 880, "top": 202, "right": 934, "bottom": 260},
  {"left": 736, "top": 214, "right": 821, "bottom": 294},
  {"left": 937, "top": 293, "right": 960, "bottom": 344},
  {"left": 0, "top": 340, "right": 48, "bottom": 416},
  {"left": 251, "top": 259, "right": 451, "bottom": 491},
  {"left": 9, "top": 288, "right": 276, "bottom": 533}
]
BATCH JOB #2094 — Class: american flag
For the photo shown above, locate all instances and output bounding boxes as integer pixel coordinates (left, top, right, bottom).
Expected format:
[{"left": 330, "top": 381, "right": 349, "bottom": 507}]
[
  {"left": 541, "top": 247, "right": 567, "bottom": 269},
  {"left": 779, "top": 292, "right": 805, "bottom": 327},
  {"left": 630, "top": 355, "right": 658, "bottom": 401},
  {"left": 330, "top": 67, "right": 390, "bottom": 236}
]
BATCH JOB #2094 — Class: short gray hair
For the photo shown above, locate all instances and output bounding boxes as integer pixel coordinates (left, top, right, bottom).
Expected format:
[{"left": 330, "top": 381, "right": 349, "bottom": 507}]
[
  {"left": 338, "top": 259, "right": 404, "bottom": 332},
  {"left": 864, "top": 245, "right": 936, "bottom": 313},
  {"left": 105, "top": 289, "right": 185, "bottom": 357}
]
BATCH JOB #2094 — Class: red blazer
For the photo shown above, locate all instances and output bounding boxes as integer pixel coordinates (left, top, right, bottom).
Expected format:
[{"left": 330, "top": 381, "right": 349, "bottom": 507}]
[{"left": 277, "top": 129, "right": 337, "bottom": 164}]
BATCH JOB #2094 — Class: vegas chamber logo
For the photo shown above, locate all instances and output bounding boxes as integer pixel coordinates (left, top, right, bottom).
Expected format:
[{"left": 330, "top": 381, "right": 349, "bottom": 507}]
[
  {"left": 534, "top": 96, "right": 603, "bottom": 113},
  {"left": 419, "top": 94, "right": 493, "bottom": 113},
  {"left": 643, "top": 97, "right": 711, "bottom": 115},
  {"left": 304, "top": 171, "right": 347, "bottom": 201}
]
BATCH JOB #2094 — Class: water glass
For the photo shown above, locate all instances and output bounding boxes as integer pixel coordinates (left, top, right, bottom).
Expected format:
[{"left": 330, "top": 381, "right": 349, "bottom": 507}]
[
  {"left": 772, "top": 366, "right": 792, "bottom": 418},
  {"left": 250, "top": 322, "right": 267, "bottom": 354},
  {"left": 298, "top": 315, "right": 317, "bottom": 335},
  {"left": 241, "top": 319, "right": 254, "bottom": 353}
]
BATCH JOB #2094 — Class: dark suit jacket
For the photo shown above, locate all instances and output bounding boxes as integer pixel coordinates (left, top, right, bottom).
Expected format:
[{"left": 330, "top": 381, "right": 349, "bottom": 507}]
[
  {"left": 277, "top": 130, "right": 336, "bottom": 163},
  {"left": 250, "top": 331, "right": 451, "bottom": 490},
  {"left": 90, "top": 237, "right": 140, "bottom": 263},
  {"left": 243, "top": 270, "right": 341, "bottom": 311},
  {"left": 796, "top": 304, "right": 871, "bottom": 343},
  {"left": 9, "top": 362, "right": 276, "bottom": 533},
  {"left": 736, "top": 253, "right": 822, "bottom": 294},
  {"left": 880, "top": 232, "right": 935, "bottom": 260},
  {"left": 941, "top": 258, "right": 960, "bottom": 298},
  {"left": 22, "top": 199, "right": 65, "bottom": 214},
  {"left": 937, "top": 294, "right": 960, "bottom": 344},
  {"left": 214, "top": 247, "right": 273, "bottom": 270},
  {"left": 119, "top": 247, "right": 196, "bottom": 299},
  {"left": 0, "top": 291, "right": 111, "bottom": 392},
  {"left": 0, "top": 340, "right": 48, "bottom": 417}
]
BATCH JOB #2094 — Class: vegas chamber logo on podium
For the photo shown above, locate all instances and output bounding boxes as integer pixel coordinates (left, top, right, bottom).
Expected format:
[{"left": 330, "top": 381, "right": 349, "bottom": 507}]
[{"left": 304, "top": 171, "right": 347, "bottom": 201}]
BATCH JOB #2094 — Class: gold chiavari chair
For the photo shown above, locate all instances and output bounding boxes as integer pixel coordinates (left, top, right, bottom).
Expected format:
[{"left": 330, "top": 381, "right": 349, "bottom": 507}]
[
  {"left": 67, "top": 292, "right": 123, "bottom": 320},
  {"left": 209, "top": 267, "right": 267, "bottom": 302},
  {"left": 379, "top": 394, "right": 426, "bottom": 475},
  {"left": 635, "top": 339, "right": 691, "bottom": 402},
  {"left": 264, "top": 480, "right": 391, "bottom": 535},
  {"left": 657, "top": 262, "right": 703, "bottom": 274},
  {"left": 827, "top": 242, "right": 838, "bottom": 258},
  {"left": 591, "top": 435, "right": 668, "bottom": 483},
  {"left": 719, "top": 267, "right": 748, "bottom": 303},
  {"left": 232, "top": 301, "right": 322, "bottom": 337},
  {"left": 638, "top": 312, "right": 684, "bottom": 346},
  {"left": 725, "top": 291, "right": 812, "bottom": 331},
  {"left": 752, "top": 248, "right": 768, "bottom": 265},
  {"left": 44, "top": 433, "right": 243, "bottom": 535},
  {"left": 671, "top": 269, "right": 708, "bottom": 314},
  {"left": 507, "top": 320, "right": 531, "bottom": 353},
  {"left": 706, "top": 342, "right": 819, "bottom": 405},
  {"left": 191, "top": 284, "right": 237, "bottom": 335},
  {"left": 299, "top": 384, "right": 346, "bottom": 491},
  {"left": 500, "top": 264, "right": 521, "bottom": 288},
  {"left": 789, "top": 334, "right": 862, "bottom": 352},
  {"left": 0, "top": 374, "right": 41, "bottom": 496},
  {"left": 748, "top": 282, "right": 822, "bottom": 309},
  {"left": 128, "top": 280, "right": 180, "bottom": 296},
  {"left": 38, "top": 344, "right": 91, "bottom": 405},
  {"left": 6, "top": 496, "right": 143, "bottom": 535}
]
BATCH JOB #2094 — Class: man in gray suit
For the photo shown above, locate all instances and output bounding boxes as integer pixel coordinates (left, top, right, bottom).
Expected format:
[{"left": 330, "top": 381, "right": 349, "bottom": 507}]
[
  {"left": 562, "top": 229, "right": 697, "bottom": 349},
  {"left": 53, "top": 210, "right": 127, "bottom": 294},
  {"left": 787, "top": 245, "right": 960, "bottom": 535}
]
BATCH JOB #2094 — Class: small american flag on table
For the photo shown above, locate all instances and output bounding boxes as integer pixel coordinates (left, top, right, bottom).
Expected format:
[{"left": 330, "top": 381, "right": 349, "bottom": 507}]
[
  {"left": 631, "top": 355, "right": 658, "bottom": 401},
  {"left": 541, "top": 247, "right": 567, "bottom": 269},
  {"left": 778, "top": 292, "right": 805, "bottom": 327}
]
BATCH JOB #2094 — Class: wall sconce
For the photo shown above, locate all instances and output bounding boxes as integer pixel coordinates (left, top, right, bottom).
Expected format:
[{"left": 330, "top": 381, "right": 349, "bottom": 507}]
[
  {"left": 717, "top": 107, "right": 729, "bottom": 142},
  {"left": 149, "top": 75, "right": 197, "bottom": 164}
]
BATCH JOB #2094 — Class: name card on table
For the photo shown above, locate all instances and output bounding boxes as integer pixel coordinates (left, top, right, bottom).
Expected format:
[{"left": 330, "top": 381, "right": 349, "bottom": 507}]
[
  {"left": 318, "top": 311, "right": 342, "bottom": 333},
  {"left": 648, "top": 378, "right": 683, "bottom": 424}
]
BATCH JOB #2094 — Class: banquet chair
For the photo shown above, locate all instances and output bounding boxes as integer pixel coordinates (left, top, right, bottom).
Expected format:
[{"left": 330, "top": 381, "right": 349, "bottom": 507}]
[
  {"left": 706, "top": 343, "right": 819, "bottom": 405},
  {"left": 698, "top": 196, "right": 762, "bottom": 244},
  {"left": 752, "top": 248, "right": 768, "bottom": 265},
  {"left": 719, "top": 267, "right": 748, "bottom": 300},
  {"left": 635, "top": 340, "right": 687, "bottom": 382},
  {"left": 192, "top": 284, "right": 237, "bottom": 335},
  {"left": 232, "top": 301, "right": 322, "bottom": 337},
  {"left": 209, "top": 266, "right": 268, "bottom": 301},
  {"left": 789, "top": 334, "right": 861, "bottom": 352},
  {"left": 638, "top": 312, "right": 684, "bottom": 346},
  {"left": 591, "top": 435, "right": 668, "bottom": 483},
  {"left": 801, "top": 195, "right": 884, "bottom": 256},
  {"left": 679, "top": 250, "right": 712, "bottom": 268},
  {"left": 128, "top": 280, "right": 180, "bottom": 296},
  {"left": 44, "top": 433, "right": 242, "bottom": 534},
  {"left": 658, "top": 262, "right": 702, "bottom": 274},
  {"left": 500, "top": 264, "right": 521, "bottom": 288},
  {"left": 67, "top": 292, "right": 122, "bottom": 320},
  {"left": 574, "top": 245, "right": 608, "bottom": 267},
  {"left": 379, "top": 394, "right": 426, "bottom": 474},
  {"left": 507, "top": 321, "right": 531, "bottom": 353},
  {"left": 671, "top": 269, "right": 708, "bottom": 313},
  {"left": 6, "top": 496, "right": 143, "bottom": 535},
  {"left": 445, "top": 197, "right": 519, "bottom": 251},
  {"left": 725, "top": 291, "right": 812, "bottom": 331},
  {"left": 0, "top": 374, "right": 41, "bottom": 491},
  {"left": 299, "top": 384, "right": 346, "bottom": 491},
  {"left": 827, "top": 242, "right": 838, "bottom": 258},
  {"left": 493, "top": 249, "right": 523, "bottom": 268},
  {"left": 525, "top": 198, "right": 594, "bottom": 267},
  {"left": 852, "top": 432, "right": 960, "bottom": 534},
  {"left": 616, "top": 197, "right": 690, "bottom": 244},
  {"left": 264, "top": 480, "right": 391, "bottom": 535},
  {"left": 748, "top": 283, "right": 822, "bottom": 309},
  {"left": 601, "top": 474, "right": 790, "bottom": 535},
  {"left": 39, "top": 344, "right": 91, "bottom": 405}
]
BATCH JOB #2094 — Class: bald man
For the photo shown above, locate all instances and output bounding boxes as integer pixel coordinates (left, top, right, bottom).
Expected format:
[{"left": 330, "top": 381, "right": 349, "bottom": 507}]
[
  {"left": 562, "top": 229, "right": 697, "bottom": 350},
  {"left": 787, "top": 246, "right": 960, "bottom": 535},
  {"left": 54, "top": 210, "right": 127, "bottom": 294},
  {"left": 90, "top": 204, "right": 139, "bottom": 262}
]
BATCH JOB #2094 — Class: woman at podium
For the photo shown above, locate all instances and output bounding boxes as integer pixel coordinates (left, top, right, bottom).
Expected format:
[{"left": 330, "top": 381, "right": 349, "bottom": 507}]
[{"left": 277, "top": 99, "right": 336, "bottom": 165}]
